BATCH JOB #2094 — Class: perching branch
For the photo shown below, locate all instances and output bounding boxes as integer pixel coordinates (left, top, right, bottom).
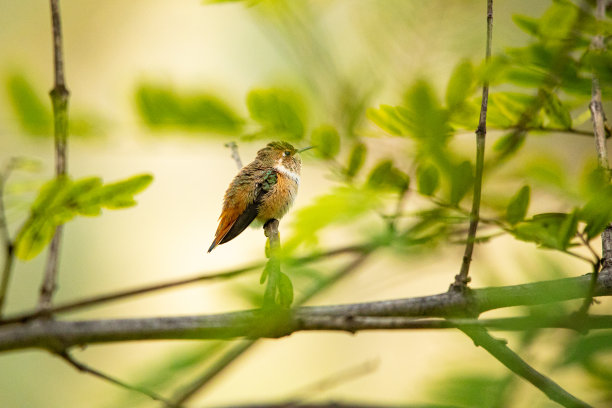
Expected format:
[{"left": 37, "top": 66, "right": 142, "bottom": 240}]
[
  {"left": 452, "top": 0, "right": 493, "bottom": 291},
  {"left": 38, "top": 0, "right": 70, "bottom": 312},
  {"left": 263, "top": 219, "right": 282, "bottom": 306},
  {"left": 1, "top": 268, "right": 611, "bottom": 352}
]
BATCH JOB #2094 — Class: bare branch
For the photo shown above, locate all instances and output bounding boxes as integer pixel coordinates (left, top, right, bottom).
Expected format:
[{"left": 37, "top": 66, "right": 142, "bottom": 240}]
[
  {"left": 1, "top": 269, "right": 611, "bottom": 352},
  {"left": 225, "top": 141, "right": 243, "bottom": 170},
  {"left": 0, "top": 160, "right": 17, "bottom": 316},
  {"left": 38, "top": 0, "right": 70, "bottom": 313},
  {"left": 452, "top": 0, "right": 493, "bottom": 291},
  {"left": 57, "top": 350, "right": 172, "bottom": 404}
]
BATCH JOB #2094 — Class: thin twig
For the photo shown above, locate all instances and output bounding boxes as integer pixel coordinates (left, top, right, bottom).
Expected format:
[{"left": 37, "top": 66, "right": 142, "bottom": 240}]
[
  {"left": 460, "top": 327, "right": 591, "bottom": 408},
  {"left": 166, "top": 252, "right": 373, "bottom": 406},
  {"left": 57, "top": 350, "right": 172, "bottom": 404},
  {"left": 0, "top": 160, "right": 17, "bottom": 316},
  {"left": 225, "top": 141, "right": 243, "bottom": 170},
  {"left": 452, "top": 0, "right": 493, "bottom": 291},
  {"left": 38, "top": 0, "right": 70, "bottom": 313}
]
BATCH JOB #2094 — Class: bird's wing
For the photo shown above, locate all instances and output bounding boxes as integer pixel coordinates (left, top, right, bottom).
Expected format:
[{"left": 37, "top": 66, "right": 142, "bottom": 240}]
[{"left": 208, "top": 169, "right": 277, "bottom": 252}]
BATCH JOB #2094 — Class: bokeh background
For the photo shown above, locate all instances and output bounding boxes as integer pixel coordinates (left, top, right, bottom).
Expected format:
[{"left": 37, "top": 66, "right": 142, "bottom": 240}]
[{"left": 0, "top": 1, "right": 608, "bottom": 407}]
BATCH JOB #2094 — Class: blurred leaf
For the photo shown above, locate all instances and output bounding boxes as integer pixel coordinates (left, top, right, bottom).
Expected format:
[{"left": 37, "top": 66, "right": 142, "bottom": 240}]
[
  {"left": 539, "top": 0, "right": 579, "bottom": 40},
  {"left": 427, "top": 371, "right": 509, "bottom": 408},
  {"left": 449, "top": 161, "right": 473, "bottom": 205},
  {"left": 246, "top": 88, "right": 305, "bottom": 140},
  {"left": 416, "top": 164, "right": 440, "bottom": 196},
  {"left": 446, "top": 60, "right": 474, "bottom": 110},
  {"left": 6, "top": 73, "right": 51, "bottom": 135},
  {"left": 345, "top": 142, "right": 367, "bottom": 178},
  {"left": 277, "top": 272, "right": 294, "bottom": 307},
  {"left": 288, "top": 186, "right": 381, "bottom": 248},
  {"left": 506, "top": 185, "right": 530, "bottom": 225},
  {"left": 512, "top": 14, "right": 539, "bottom": 37},
  {"left": 311, "top": 125, "right": 340, "bottom": 158},
  {"left": 579, "top": 185, "right": 612, "bottom": 240},
  {"left": 15, "top": 174, "right": 153, "bottom": 260},
  {"left": 542, "top": 90, "right": 572, "bottom": 129},
  {"left": 487, "top": 92, "right": 538, "bottom": 128},
  {"left": 135, "top": 84, "right": 243, "bottom": 134},
  {"left": 366, "top": 160, "right": 409, "bottom": 192},
  {"left": 510, "top": 211, "right": 578, "bottom": 250}
]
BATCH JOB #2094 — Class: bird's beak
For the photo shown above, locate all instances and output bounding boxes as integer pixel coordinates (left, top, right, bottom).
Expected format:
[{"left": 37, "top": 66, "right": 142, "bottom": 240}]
[{"left": 298, "top": 146, "right": 315, "bottom": 153}]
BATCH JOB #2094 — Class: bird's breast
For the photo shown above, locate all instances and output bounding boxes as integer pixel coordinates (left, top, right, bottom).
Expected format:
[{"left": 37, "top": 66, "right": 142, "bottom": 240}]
[{"left": 256, "top": 168, "right": 299, "bottom": 222}]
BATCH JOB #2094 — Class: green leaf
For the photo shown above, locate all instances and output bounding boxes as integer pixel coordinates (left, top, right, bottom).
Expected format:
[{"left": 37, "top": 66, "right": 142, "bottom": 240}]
[
  {"left": 287, "top": 186, "right": 382, "bottom": 249},
  {"left": 366, "top": 160, "right": 409, "bottom": 192},
  {"left": 260, "top": 263, "right": 270, "bottom": 284},
  {"left": 14, "top": 174, "right": 153, "bottom": 261},
  {"left": 416, "top": 164, "right": 440, "bottom": 196},
  {"left": 449, "top": 161, "right": 473, "bottom": 205},
  {"left": 246, "top": 88, "right": 305, "bottom": 140},
  {"left": 542, "top": 90, "right": 572, "bottom": 129},
  {"left": 310, "top": 125, "right": 340, "bottom": 158},
  {"left": 512, "top": 15, "right": 539, "bottom": 37},
  {"left": 511, "top": 212, "right": 578, "bottom": 250},
  {"left": 5, "top": 73, "right": 51, "bottom": 135},
  {"left": 539, "top": 1, "right": 579, "bottom": 40},
  {"left": 446, "top": 60, "right": 474, "bottom": 110},
  {"left": 14, "top": 219, "right": 56, "bottom": 260},
  {"left": 135, "top": 83, "right": 243, "bottom": 134},
  {"left": 579, "top": 186, "right": 612, "bottom": 240},
  {"left": 506, "top": 185, "right": 530, "bottom": 225},
  {"left": 345, "top": 142, "right": 367, "bottom": 178},
  {"left": 277, "top": 272, "right": 294, "bottom": 307}
]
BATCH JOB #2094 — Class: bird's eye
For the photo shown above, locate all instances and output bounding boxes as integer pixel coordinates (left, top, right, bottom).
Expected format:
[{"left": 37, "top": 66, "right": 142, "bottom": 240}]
[{"left": 283, "top": 150, "right": 291, "bottom": 157}]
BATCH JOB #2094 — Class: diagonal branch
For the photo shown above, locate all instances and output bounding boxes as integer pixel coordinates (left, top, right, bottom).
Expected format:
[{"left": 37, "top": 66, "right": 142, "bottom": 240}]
[
  {"left": 452, "top": 0, "right": 493, "bottom": 291},
  {"left": 57, "top": 350, "right": 172, "bottom": 405},
  {"left": 38, "top": 0, "right": 70, "bottom": 313},
  {"left": 461, "top": 327, "right": 591, "bottom": 408}
]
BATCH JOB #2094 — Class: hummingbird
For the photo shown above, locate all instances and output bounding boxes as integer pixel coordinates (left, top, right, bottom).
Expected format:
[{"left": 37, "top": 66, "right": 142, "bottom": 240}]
[{"left": 208, "top": 141, "right": 312, "bottom": 252}]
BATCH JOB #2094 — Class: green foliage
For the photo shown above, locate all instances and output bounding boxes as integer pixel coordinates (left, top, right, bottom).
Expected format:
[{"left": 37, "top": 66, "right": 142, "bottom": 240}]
[
  {"left": 427, "top": 371, "right": 510, "bottom": 408},
  {"left": 579, "top": 185, "right": 612, "bottom": 240},
  {"left": 135, "top": 83, "right": 243, "bottom": 133},
  {"left": 277, "top": 271, "right": 294, "bottom": 307},
  {"left": 287, "top": 186, "right": 381, "bottom": 248},
  {"left": 510, "top": 211, "right": 578, "bottom": 251},
  {"left": 345, "top": 142, "right": 367, "bottom": 178},
  {"left": 246, "top": 88, "right": 305, "bottom": 141},
  {"left": 541, "top": 90, "right": 572, "bottom": 129},
  {"left": 416, "top": 164, "right": 440, "bottom": 196},
  {"left": 15, "top": 174, "right": 152, "bottom": 260},
  {"left": 449, "top": 161, "right": 473, "bottom": 205},
  {"left": 506, "top": 185, "right": 530, "bottom": 225},
  {"left": 366, "top": 159, "right": 409, "bottom": 192},
  {"left": 310, "top": 124, "right": 340, "bottom": 158},
  {"left": 446, "top": 59, "right": 475, "bottom": 111},
  {"left": 6, "top": 73, "right": 51, "bottom": 135}
]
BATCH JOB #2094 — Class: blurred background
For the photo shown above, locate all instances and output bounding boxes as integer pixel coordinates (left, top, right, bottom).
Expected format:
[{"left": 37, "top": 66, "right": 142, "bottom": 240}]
[{"left": 0, "top": 0, "right": 609, "bottom": 407}]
